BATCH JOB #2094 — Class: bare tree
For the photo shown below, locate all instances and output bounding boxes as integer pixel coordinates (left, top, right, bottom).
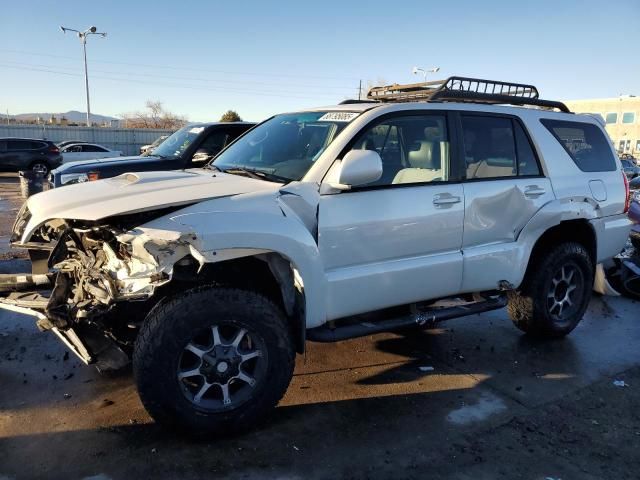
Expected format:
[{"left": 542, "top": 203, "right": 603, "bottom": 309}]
[
  {"left": 219, "top": 110, "right": 243, "bottom": 122},
  {"left": 122, "top": 101, "right": 188, "bottom": 129}
]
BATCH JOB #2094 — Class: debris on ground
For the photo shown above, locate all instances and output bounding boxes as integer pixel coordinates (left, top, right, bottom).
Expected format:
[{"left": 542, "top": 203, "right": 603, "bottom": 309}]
[
  {"left": 419, "top": 366, "right": 435, "bottom": 372},
  {"left": 63, "top": 393, "right": 72, "bottom": 399},
  {"left": 99, "top": 399, "right": 115, "bottom": 408},
  {"left": 613, "top": 380, "right": 629, "bottom": 387}
]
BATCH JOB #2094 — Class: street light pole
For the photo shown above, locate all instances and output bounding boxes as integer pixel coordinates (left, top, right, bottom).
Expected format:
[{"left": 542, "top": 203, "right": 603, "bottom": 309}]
[
  {"left": 60, "top": 25, "right": 107, "bottom": 127},
  {"left": 412, "top": 66, "right": 441, "bottom": 83}
]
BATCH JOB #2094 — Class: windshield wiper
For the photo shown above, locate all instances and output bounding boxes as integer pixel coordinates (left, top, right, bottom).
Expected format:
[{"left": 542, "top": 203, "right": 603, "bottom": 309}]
[
  {"left": 222, "top": 167, "right": 289, "bottom": 183},
  {"left": 203, "top": 163, "right": 222, "bottom": 172}
]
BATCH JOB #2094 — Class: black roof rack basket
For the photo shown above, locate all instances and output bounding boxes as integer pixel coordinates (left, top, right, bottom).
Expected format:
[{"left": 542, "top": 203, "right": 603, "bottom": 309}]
[{"left": 367, "top": 76, "right": 570, "bottom": 113}]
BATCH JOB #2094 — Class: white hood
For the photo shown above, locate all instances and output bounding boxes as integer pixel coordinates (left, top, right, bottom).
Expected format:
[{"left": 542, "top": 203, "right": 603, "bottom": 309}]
[{"left": 22, "top": 169, "right": 281, "bottom": 240}]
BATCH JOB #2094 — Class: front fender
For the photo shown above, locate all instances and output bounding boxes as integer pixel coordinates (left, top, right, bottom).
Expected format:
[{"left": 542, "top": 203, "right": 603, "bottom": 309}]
[{"left": 135, "top": 205, "right": 327, "bottom": 329}]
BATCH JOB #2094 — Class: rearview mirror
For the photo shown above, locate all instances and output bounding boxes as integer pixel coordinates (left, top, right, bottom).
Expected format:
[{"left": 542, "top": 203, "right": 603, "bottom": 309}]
[
  {"left": 192, "top": 149, "right": 213, "bottom": 163},
  {"left": 333, "top": 149, "right": 383, "bottom": 189}
]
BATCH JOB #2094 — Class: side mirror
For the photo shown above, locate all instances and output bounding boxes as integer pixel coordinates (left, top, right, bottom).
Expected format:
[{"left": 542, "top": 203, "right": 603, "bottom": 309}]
[
  {"left": 192, "top": 148, "right": 213, "bottom": 163},
  {"left": 332, "top": 149, "right": 383, "bottom": 189}
]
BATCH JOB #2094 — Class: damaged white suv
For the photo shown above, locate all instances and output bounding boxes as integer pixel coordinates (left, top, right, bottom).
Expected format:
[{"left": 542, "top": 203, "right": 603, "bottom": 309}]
[{"left": 1, "top": 77, "right": 631, "bottom": 436}]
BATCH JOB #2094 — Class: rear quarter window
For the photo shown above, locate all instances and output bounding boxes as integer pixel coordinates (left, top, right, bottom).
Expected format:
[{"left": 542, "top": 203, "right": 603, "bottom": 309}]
[{"left": 541, "top": 119, "right": 616, "bottom": 172}]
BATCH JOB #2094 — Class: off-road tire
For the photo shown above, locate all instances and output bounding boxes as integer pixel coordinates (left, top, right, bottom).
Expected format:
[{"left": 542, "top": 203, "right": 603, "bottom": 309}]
[
  {"left": 508, "top": 242, "right": 593, "bottom": 338},
  {"left": 133, "top": 286, "right": 295, "bottom": 437}
]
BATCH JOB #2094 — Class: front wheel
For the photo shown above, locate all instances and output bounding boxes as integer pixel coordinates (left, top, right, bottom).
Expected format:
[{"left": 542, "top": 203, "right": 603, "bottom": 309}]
[
  {"left": 508, "top": 242, "right": 593, "bottom": 337},
  {"left": 133, "top": 286, "right": 295, "bottom": 437}
]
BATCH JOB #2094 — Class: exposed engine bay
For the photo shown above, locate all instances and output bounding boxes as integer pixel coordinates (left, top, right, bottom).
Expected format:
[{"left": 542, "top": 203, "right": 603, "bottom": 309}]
[{"left": 2, "top": 206, "right": 196, "bottom": 370}]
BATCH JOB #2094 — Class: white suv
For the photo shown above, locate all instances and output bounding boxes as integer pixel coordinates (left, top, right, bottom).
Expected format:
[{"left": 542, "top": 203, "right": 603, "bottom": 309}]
[{"left": 2, "top": 77, "right": 631, "bottom": 436}]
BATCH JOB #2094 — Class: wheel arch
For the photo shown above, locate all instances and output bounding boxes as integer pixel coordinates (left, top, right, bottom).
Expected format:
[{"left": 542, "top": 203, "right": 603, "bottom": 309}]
[{"left": 513, "top": 198, "right": 599, "bottom": 289}]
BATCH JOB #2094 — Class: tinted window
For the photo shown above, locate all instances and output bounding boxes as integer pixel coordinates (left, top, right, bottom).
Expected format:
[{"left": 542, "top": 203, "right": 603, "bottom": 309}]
[
  {"left": 83, "top": 145, "right": 108, "bottom": 152},
  {"left": 462, "top": 116, "right": 516, "bottom": 179},
  {"left": 605, "top": 113, "right": 618, "bottom": 124},
  {"left": 348, "top": 114, "right": 450, "bottom": 187},
  {"left": 7, "top": 140, "right": 37, "bottom": 151},
  {"left": 198, "top": 131, "right": 230, "bottom": 156},
  {"left": 514, "top": 122, "right": 541, "bottom": 176},
  {"left": 541, "top": 119, "right": 616, "bottom": 172},
  {"left": 622, "top": 112, "right": 636, "bottom": 124}
]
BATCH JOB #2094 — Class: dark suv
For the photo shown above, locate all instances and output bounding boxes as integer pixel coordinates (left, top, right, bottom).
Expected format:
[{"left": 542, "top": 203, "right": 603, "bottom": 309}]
[
  {"left": 50, "top": 122, "right": 254, "bottom": 187},
  {"left": 0, "top": 138, "right": 63, "bottom": 175}
]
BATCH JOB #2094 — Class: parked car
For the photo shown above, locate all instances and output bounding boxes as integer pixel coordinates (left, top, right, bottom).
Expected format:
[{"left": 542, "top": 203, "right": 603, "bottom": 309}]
[
  {"left": 620, "top": 153, "right": 639, "bottom": 166},
  {"left": 49, "top": 122, "right": 254, "bottom": 187},
  {"left": 621, "top": 158, "right": 640, "bottom": 179},
  {"left": 0, "top": 137, "right": 62, "bottom": 175},
  {"left": 60, "top": 143, "right": 123, "bottom": 163},
  {"left": 140, "top": 135, "right": 170, "bottom": 155},
  {"left": 2, "top": 77, "right": 631, "bottom": 437},
  {"left": 57, "top": 140, "right": 89, "bottom": 149}
]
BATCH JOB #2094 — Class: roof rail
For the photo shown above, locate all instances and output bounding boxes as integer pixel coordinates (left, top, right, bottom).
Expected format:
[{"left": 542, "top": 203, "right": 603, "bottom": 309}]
[
  {"left": 366, "top": 76, "right": 570, "bottom": 113},
  {"left": 339, "top": 99, "right": 378, "bottom": 105}
]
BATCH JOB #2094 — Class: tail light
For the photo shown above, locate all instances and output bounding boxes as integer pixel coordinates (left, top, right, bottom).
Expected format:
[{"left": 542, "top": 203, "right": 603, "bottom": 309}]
[
  {"left": 48, "top": 145, "right": 60, "bottom": 154},
  {"left": 623, "top": 171, "right": 630, "bottom": 213},
  {"left": 87, "top": 171, "right": 100, "bottom": 181}
]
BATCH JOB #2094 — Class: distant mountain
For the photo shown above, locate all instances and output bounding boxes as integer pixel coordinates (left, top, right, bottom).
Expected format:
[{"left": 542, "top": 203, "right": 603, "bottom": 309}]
[{"left": 9, "top": 111, "right": 118, "bottom": 123}]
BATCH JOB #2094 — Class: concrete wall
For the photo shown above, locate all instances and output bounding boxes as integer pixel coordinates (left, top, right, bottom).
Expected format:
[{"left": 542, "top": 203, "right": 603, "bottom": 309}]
[{"left": 0, "top": 125, "right": 175, "bottom": 156}]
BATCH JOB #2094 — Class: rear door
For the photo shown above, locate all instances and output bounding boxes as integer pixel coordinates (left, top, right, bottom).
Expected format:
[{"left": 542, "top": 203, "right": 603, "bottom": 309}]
[
  {"left": 457, "top": 112, "right": 554, "bottom": 292},
  {"left": 318, "top": 111, "right": 465, "bottom": 320}
]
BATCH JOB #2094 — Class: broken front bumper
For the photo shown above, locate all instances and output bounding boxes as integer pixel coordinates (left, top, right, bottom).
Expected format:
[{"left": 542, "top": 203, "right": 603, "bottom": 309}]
[{"left": 0, "top": 265, "right": 138, "bottom": 371}]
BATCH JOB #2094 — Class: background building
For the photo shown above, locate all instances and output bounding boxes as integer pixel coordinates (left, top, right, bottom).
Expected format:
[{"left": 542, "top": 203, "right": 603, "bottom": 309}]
[{"left": 564, "top": 96, "right": 640, "bottom": 156}]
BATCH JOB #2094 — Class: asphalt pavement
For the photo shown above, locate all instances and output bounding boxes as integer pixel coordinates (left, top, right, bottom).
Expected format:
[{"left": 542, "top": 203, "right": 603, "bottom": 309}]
[{"left": 0, "top": 174, "right": 639, "bottom": 479}]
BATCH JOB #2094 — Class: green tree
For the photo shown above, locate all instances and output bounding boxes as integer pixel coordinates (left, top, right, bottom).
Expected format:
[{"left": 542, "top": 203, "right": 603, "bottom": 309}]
[{"left": 220, "top": 110, "right": 243, "bottom": 122}]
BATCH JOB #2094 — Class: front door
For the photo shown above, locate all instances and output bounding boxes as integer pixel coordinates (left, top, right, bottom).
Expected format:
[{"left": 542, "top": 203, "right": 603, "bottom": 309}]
[{"left": 318, "top": 112, "right": 465, "bottom": 321}]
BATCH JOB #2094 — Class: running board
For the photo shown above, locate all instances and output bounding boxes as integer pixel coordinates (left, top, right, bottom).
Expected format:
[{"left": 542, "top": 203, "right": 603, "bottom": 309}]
[{"left": 306, "top": 295, "right": 507, "bottom": 342}]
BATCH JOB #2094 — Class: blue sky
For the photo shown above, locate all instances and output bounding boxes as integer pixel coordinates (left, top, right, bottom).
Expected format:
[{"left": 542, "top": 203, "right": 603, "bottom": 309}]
[{"left": 1, "top": 0, "right": 638, "bottom": 122}]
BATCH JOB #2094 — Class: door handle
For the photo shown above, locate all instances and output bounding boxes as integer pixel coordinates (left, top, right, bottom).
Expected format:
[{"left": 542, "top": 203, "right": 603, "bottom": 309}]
[
  {"left": 524, "top": 185, "right": 546, "bottom": 198},
  {"left": 433, "top": 193, "right": 461, "bottom": 206}
]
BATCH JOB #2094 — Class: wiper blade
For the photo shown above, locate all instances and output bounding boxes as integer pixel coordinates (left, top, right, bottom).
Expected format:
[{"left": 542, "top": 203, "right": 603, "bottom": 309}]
[
  {"left": 222, "top": 167, "right": 289, "bottom": 183},
  {"left": 203, "top": 163, "right": 222, "bottom": 172}
]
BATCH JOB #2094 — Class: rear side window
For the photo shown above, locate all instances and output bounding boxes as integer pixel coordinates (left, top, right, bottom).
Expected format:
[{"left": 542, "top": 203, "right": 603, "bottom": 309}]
[
  {"left": 7, "top": 140, "right": 37, "bottom": 150},
  {"left": 83, "top": 145, "right": 108, "bottom": 152},
  {"left": 462, "top": 115, "right": 541, "bottom": 179},
  {"left": 541, "top": 119, "right": 616, "bottom": 172}
]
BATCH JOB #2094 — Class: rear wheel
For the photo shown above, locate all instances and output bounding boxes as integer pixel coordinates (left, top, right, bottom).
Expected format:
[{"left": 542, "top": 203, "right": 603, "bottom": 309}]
[
  {"left": 133, "top": 286, "right": 295, "bottom": 437},
  {"left": 508, "top": 242, "right": 593, "bottom": 337},
  {"left": 30, "top": 161, "right": 49, "bottom": 176}
]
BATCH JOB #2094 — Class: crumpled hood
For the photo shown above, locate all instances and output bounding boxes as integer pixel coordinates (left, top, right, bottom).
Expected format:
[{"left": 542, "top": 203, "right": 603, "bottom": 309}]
[{"left": 22, "top": 169, "right": 281, "bottom": 240}]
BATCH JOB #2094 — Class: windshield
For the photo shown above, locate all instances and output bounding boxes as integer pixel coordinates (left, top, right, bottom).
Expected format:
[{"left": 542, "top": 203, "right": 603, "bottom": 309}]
[
  {"left": 212, "top": 111, "right": 355, "bottom": 182},
  {"left": 146, "top": 125, "right": 204, "bottom": 158}
]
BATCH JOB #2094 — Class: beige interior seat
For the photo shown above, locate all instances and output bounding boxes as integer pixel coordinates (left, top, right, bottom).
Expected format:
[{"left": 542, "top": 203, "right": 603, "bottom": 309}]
[
  {"left": 466, "top": 159, "right": 515, "bottom": 179},
  {"left": 393, "top": 141, "right": 443, "bottom": 184}
]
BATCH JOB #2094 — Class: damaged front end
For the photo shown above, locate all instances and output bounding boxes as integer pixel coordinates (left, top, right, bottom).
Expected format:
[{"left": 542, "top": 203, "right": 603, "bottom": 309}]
[{"left": 1, "top": 208, "right": 196, "bottom": 370}]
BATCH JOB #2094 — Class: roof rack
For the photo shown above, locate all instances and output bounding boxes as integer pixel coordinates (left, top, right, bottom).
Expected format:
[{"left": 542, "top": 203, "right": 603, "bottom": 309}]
[{"left": 366, "top": 76, "right": 570, "bottom": 113}]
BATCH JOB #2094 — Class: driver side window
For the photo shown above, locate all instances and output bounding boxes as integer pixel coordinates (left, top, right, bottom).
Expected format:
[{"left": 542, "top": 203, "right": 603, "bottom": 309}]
[
  {"left": 193, "top": 131, "right": 230, "bottom": 161},
  {"left": 349, "top": 114, "right": 450, "bottom": 187}
]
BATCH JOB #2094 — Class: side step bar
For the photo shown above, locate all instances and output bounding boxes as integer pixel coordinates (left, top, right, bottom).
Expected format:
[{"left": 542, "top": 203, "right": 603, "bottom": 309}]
[{"left": 307, "top": 295, "right": 508, "bottom": 342}]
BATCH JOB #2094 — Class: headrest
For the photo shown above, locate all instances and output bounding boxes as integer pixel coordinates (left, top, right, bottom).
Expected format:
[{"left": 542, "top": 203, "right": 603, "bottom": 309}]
[{"left": 408, "top": 141, "right": 440, "bottom": 169}]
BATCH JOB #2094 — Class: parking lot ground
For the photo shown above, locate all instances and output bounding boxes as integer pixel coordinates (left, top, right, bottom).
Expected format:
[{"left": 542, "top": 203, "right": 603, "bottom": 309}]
[{"left": 0, "top": 175, "right": 639, "bottom": 479}]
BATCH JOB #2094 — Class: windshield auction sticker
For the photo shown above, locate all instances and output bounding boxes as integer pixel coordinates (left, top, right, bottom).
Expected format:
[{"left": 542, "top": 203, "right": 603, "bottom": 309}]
[{"left": 318, "top": 112, "right": 359, "bottom": 122}]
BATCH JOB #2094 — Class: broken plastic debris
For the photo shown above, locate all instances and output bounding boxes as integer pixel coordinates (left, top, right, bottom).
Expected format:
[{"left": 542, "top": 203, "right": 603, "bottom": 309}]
[
  {"left": 613, "top": 380, "right": 629, "bottom": 387},
  {"left": 293, "top": 445, "right": 300, "bottom": 451},
  {"left": 63, "top": 393, "right": 72, "bottom": 399},
  {"left": 419, "top": 366, "right": 435, "bottom": 372}
]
